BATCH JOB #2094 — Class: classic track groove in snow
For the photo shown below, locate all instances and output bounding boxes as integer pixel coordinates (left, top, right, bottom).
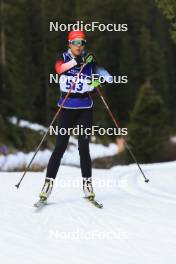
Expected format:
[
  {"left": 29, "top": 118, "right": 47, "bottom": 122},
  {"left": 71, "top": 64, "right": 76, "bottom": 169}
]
[{"left": 1, "top": 161, "right": 176, "bottom": 263}]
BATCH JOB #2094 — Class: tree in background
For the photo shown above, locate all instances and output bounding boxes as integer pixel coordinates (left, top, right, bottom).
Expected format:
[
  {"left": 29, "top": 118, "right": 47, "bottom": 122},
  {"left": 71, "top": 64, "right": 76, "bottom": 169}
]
[
  {"left": 127, "top": 81, "right": 170, "bottom": 163},
  {"left": 156, "top": 0, "right": 176, "bottom": 43}
]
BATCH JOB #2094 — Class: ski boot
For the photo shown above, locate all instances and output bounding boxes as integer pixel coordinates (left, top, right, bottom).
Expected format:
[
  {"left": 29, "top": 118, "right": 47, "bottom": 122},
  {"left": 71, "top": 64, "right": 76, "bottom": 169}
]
[
  {"left": 39, "top": 177, "right": 54, "bottom": 202},
  {"left": 83, "top": 177, "right": 95, "bottom": 201}
]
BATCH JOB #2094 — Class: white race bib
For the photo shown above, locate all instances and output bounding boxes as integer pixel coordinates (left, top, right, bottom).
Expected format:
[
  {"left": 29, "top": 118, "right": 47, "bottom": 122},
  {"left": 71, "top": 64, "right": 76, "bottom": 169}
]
[{"left": 59, "top": 74, "right": 94, "bottom": 93}]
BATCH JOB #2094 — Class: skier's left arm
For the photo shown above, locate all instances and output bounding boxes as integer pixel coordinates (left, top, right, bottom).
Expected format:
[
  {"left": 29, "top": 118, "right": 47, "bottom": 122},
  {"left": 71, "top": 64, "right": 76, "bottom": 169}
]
[
  {"left": 91, "top": 57, "right": 113, "bottom": 88},
  {"left": 94, "top": 64, "right": 113, "bottom": 84},
  {"left": 84, "top": 53, "right": 113, "bottom": 88}
]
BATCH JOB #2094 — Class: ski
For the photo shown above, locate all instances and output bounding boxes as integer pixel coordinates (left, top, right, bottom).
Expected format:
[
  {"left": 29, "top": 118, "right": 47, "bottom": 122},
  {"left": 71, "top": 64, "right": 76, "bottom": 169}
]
[
  {"left": 34, "top": 197, "right": 103, "bottom": 209},
  {"left": 84, "top": 197, "right": 103, "bottom": 209},
  {"left": 34, "top": 199, "right": 47, "bottom": 208}
]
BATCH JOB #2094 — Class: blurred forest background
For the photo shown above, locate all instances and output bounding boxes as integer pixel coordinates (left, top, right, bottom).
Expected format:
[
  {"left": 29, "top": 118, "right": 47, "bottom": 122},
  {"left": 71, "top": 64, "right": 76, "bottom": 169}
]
[{"left": 0, "top": 0, "right": 176, "bottom": 164}]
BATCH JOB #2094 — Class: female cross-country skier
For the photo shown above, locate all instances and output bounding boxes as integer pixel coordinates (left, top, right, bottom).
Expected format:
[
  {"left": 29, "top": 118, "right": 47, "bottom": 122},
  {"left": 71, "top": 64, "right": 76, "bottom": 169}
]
[{"left": 38, "top": 30, "right": 112, "bottom": 202}]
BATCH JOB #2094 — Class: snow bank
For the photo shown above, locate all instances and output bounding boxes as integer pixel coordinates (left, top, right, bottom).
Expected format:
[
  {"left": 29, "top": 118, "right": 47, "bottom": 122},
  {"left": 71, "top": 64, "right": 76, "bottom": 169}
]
[
  {"left": 8, "top": 116, "right": 48, "bottom": 132},
  {"left": 2, "top": 117, "right": 118, "bottom": 171},
  {"left": 0, "top": 141, "right": 117, "bottom": 171}
]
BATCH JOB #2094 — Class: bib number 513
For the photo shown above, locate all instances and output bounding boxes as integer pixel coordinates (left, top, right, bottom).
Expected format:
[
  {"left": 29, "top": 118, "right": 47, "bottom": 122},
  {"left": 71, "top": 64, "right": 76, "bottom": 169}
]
[{"left": 66, "top": 79, "right": 83, "bottom": 92}]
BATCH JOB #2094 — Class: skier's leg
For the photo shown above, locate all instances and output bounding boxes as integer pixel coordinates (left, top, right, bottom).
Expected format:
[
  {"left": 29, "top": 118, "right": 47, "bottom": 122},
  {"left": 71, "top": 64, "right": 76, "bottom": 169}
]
[
  {"left": 46, "top": 131, "right": 69, "bottom": 180},
  {"left": 39, "top": 109, "right": 76, "bottom": 200},
  {"left": 39, "top": 135, "right": 69, "bottom": 200},
  {"left": 77, "top": 107, "right": 95, "bottom": 198}
]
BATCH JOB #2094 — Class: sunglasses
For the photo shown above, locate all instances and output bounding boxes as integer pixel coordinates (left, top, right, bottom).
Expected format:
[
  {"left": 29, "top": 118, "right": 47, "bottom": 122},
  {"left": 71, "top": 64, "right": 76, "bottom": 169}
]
[{"left": 69, "top": 39, "right": 86, "bottom": 46}]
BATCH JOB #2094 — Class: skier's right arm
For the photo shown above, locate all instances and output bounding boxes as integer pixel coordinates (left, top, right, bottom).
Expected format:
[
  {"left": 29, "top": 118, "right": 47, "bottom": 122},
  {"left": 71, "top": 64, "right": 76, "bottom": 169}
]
[{"left": 55, "top": 53, "right": 78, "bottom": 74}]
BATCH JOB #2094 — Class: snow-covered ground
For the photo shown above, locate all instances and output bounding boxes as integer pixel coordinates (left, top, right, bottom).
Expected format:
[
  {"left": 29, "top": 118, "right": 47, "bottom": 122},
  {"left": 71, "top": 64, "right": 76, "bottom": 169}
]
[{"left": 0, "top": 161, "right": 176, "bottom": 264}]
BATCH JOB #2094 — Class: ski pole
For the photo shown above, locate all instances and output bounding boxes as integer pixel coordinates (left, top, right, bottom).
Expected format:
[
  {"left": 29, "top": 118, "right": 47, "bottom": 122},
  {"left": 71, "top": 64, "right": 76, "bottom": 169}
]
[
  {"left": 15, "top": 64, "right": 87, "bottom": 189},
  {"left": 96, "top": 86, "right": 149, "bottom": 183}
]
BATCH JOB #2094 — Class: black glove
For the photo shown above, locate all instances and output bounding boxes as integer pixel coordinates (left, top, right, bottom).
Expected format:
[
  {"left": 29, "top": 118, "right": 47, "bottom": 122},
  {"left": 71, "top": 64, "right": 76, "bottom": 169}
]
[{"left": 75, "top": 55, "right": 84, "bottom": 66}]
